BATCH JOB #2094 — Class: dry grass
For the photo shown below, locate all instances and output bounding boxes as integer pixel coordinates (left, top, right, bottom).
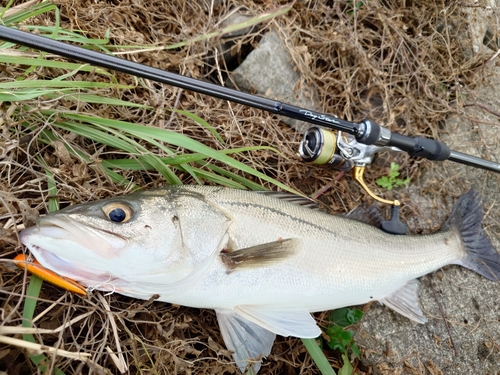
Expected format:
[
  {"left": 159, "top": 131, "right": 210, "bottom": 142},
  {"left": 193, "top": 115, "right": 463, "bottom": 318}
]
[{"left": 1, "top": 0, "right": 500, "bottom": 374}]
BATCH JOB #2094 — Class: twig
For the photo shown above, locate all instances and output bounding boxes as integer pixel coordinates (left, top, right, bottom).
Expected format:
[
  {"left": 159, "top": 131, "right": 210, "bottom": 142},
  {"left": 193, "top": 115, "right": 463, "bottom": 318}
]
[
  {"left": 428, "top": 274, "right": 458, "bottom": 356},
  {"left": 311, "top": 171, "right": 345, "bottom": 200},
  {"left": 463, "top": 102, "right": 500, "bottom": 119},
  {"left": 0, "top": 335, "right": 90, "bottom": 359},
  {"left": 484, "top": 49, "right": 500, "bottom": 68},
  {"left": 97, "top": 294, "right": 128, "bottom": 373}
]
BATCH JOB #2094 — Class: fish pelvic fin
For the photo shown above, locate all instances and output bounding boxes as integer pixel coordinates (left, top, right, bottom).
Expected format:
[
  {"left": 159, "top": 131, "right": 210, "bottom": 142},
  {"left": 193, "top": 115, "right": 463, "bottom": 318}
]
[
  {"left": 234, "top": 305, "right": 321, "bottom": 338},
  {"left": 216, "top": 309, "right": 276, "bottom": 374},
  {"left": 379, "top": 279, "right": 427, "bottom": 324},
  {"left": 216, "top": 306, "right": 321, "bottom": 373},
  {"left": 446, "top": 189, "right": 500, "bottom": 281}
]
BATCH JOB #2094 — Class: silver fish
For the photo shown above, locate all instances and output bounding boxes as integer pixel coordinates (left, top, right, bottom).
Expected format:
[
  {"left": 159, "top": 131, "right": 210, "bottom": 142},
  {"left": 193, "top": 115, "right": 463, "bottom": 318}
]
[{"left": 19, "top": 186, "right": 500, "bottom": 373}]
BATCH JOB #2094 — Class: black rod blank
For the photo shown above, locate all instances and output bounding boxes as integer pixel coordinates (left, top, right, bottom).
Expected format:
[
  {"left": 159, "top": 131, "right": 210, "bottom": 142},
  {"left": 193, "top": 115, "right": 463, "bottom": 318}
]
[
  {"left": 0, "top": 25, "right": 361, "bottom": 134},
  {"left": 1, "top": 24, "right": 500, "bottom": 173}
]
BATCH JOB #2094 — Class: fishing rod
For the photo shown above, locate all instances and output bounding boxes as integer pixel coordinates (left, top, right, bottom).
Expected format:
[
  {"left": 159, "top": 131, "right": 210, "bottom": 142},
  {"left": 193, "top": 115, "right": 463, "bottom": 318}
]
[{"left": 1, "top": 24, "right": 499, "bottom": 234}]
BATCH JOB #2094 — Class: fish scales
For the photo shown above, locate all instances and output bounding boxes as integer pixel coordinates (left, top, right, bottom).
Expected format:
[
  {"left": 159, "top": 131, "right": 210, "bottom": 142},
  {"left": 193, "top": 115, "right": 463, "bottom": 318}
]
[
  {"left": 19, "top": 186, "right": 500, "bottom": 373},
  {"left": 172, "top": 187, "right": 462, "bottom": 310}
]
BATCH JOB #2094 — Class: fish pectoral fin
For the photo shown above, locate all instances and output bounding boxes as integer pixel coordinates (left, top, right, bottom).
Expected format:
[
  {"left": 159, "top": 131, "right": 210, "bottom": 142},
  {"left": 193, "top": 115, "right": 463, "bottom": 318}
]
[
  {"left": 216, "top": 309, "right": 276, "bottom": 374},
  {"left": 220, "top": 238, "right": 299, "bottom": 272},
  {"left": 235, "top": 305, "right": 321, "bottom": 338},
  {"left": 379, "top": 279, "right": 427, "bottom": 323}
]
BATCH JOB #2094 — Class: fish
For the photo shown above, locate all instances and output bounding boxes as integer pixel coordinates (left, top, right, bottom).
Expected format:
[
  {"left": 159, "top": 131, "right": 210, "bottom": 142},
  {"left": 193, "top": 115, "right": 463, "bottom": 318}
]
[{"left": 19, "top": 186, "right": 500, "bottom": 373}]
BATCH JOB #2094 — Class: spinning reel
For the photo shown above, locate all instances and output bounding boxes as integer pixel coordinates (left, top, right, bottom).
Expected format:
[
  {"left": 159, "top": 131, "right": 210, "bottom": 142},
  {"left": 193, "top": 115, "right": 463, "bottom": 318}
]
[
  {"left": 1, "top": 25, "right": 499, "bottom": 235},
  {"left": 300, "top": 127, "right": 407, "bottom": 234}
]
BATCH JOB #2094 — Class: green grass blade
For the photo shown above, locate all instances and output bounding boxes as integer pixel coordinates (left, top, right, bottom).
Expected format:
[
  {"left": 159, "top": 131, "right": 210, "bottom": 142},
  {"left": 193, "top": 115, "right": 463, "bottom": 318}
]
[
  {"left": 0, "top": 55, "right": 113, "bottom": 77},
  {"left": 0, "top": 80, "right": 131, "bottom": 89},
  {"left": 171, "top": 109, "right": 224, "bottom": 144},
  {"left": 0, "top": 85, "right": 139, "bottom": 103},
  {"left": 196, "top": 162, "right": 269, "bottom": 191},
  {"left": 119, "top": 131, "right": 201, "bottom": 184},
  {"left": 102, "top": 156, "right": 268, "bottom": 190},
  {"left": 138, "top": 154, "right": 183, "bottom": 185},
  {"left": 165, "top": 5, "right": 292, "bottom": 50},
  {"left": 101, "top": 146, "right": 278, "bottom": 169},
  {"left": 28, "top": 126, "right": 137, "bottom": 189},
  {"left": 302, "top": 338, "right": 337, "bottom": 375},
  {"left": 184, "top": 166, "right": 247, "bottom": 189},
  {"left": 57, "top": 113, "right": 298, "bottom": 194},
  {"left": 43, "top": 92, "right": 151, "bottom": 108},
  {"left": 22, "top": 25, "right": 110, "bottom": 45},
  {"left": 0, "top": 0, "right": 15, "bottom": 19},
  {"left": 21, "top": 276, "right": 57, "bottom": 373},
  {"left": 2, "top": 3, "right": 58, "bottom": 25},
  {"left": 49, "top": 119, "right": 183, "bottom": 185}
]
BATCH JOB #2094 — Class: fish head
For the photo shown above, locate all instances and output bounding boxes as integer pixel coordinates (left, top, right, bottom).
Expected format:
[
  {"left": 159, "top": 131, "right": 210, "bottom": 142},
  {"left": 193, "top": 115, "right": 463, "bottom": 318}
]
[{"left": 19, "top": 189, "right": 231, "bottom": 295}]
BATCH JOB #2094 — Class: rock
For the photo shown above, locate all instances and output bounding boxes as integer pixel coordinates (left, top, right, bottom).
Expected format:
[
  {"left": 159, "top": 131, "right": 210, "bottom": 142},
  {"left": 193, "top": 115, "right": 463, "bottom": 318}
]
[
  {"left": 217, "top": 12, "right": 260, "bottom": 69},
  {"left": 354, "top": 68, "right": 500, "bottom": 374},
  {"left": 230, "top": 31, "right": 320, "bottom": 132},
  {"left": 464, "top": 0, "right": 498, "bottom": 55}
]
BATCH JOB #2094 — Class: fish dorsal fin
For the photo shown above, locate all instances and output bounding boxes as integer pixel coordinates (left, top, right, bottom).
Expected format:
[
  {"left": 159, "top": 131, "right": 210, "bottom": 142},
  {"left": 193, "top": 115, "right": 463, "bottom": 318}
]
[
  {"left": 216, "top": 309, "right": 276, "bottom": 374},
  {"left": 257, "top": 191, "right": 321, "bottom": 210},
  {"left": 235, "top": 305, "right": 321, "bottom": 338},
  {"left": 379, "top": 279, "right": 427, "bottom": 323},
  {"left": 345, "top": 203, "right": 384, "bottom": 227},
  {"left": 220, "top": 238, "right": 299, "bottom": 272}
]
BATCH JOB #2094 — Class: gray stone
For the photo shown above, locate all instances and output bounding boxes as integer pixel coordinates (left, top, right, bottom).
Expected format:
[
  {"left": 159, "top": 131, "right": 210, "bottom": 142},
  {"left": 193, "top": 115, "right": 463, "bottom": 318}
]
[
  {"left": 220, "top": 12, "right": 257, "bottom": 38},
  {"left": 354, "top": 69, "right": 500, "bottom": 374},
  {"left": 230, "top": 31, "right": 320, "bottom": 132},
  {"left": 464, "top": 0, "right": 498, "bottom": 55},
  {"left": 217, "top": 12, "right": 260, "bottom": 69}
]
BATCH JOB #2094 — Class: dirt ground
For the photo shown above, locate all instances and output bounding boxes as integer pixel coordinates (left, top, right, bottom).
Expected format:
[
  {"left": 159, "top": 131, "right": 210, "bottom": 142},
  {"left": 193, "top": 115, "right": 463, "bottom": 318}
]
[{"left": 1, "top": 0, "right": 500, "bottom": 374}]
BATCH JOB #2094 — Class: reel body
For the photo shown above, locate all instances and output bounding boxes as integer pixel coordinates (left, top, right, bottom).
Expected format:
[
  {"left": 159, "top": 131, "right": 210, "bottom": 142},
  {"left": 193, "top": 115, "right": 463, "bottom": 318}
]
[{"left": 299, "top": 126, "right": 408, "bottom": 234}]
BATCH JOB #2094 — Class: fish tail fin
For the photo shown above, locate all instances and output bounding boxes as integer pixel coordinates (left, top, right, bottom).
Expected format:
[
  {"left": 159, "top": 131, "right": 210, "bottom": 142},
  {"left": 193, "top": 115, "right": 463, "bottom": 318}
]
[{"left": 448, "top": 189, "right": 500, "bottom": 281}]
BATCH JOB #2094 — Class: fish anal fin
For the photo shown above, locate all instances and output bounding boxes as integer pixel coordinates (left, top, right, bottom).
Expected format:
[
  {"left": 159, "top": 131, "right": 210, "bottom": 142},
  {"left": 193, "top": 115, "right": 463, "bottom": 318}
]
[
  {"left": 216, "top": 309, "right": 276, "bottom": 374},
  {"left": 379, "top": 279, "right": 427, "bottom": 323},
  {"left": 235, "top": 305, "right": 321, "bottom": 338},
  {"left": 221, "top": 238, "right": 299, "bottom": 272}
]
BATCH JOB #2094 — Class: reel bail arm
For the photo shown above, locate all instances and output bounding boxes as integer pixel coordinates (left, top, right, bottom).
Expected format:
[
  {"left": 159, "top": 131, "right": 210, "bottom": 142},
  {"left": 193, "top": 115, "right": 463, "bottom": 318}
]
[{"left": 352, "top": 166, "right": 408, "bottom": 235}]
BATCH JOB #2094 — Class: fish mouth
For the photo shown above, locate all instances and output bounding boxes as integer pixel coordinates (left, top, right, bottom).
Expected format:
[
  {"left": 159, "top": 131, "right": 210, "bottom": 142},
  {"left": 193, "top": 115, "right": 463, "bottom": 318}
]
[{"left": 19, "top": 218, "right": 127, "bottom": 290}]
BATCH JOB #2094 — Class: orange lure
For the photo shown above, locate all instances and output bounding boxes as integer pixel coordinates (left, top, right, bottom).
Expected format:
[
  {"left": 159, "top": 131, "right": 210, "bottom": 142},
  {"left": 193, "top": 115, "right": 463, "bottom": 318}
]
[{"left": 14, "top": 254, "right": 87, "bottom": 296}]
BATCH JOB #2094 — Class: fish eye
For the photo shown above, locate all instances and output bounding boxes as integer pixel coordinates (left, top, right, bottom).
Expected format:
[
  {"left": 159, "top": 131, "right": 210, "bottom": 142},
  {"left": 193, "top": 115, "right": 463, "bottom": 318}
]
[{"left": 102, "top": 202, "right": 134, "bottom": 223}]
